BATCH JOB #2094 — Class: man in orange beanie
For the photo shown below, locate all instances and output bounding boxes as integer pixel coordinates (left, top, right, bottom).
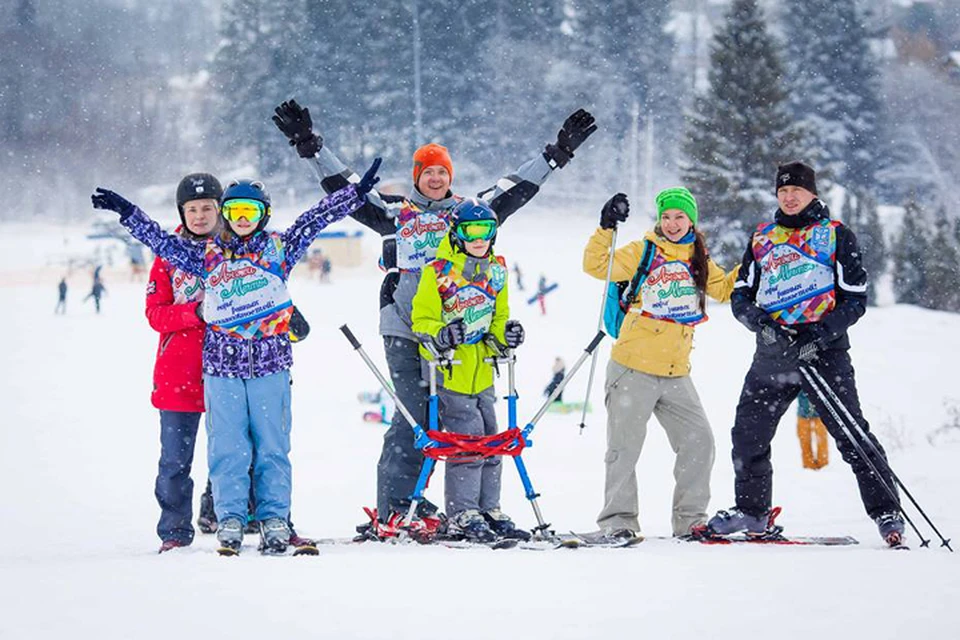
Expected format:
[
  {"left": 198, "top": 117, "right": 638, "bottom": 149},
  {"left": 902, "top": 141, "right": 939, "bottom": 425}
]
[{"left": 273, "top": 100, "right": 596, "bottom": 539}]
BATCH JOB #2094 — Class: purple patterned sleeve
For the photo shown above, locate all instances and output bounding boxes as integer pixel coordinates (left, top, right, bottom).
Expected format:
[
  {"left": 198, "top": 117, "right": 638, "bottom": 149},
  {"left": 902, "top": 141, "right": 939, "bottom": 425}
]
[
  {"left": 120, "top": 207, "right": 204, "bottom": 276},
  {"left": 280, "top": 184, "right": 362, "bottom": 271}
]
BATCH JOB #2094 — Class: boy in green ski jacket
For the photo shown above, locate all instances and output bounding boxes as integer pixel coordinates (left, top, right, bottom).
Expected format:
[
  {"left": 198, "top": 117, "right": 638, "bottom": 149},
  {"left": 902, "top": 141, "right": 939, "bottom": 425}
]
[{"left": 411, "top": 199, "right": 528, "bottom": 543}]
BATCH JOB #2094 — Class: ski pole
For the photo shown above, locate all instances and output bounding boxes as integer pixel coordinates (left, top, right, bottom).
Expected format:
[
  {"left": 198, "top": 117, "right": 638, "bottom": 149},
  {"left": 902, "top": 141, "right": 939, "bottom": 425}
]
[
  {"left": 401, "top": 341, "right": 460, "bottom": 530},
  {"left": 578, "top": 227, "right": 619, "bottom": 434},
  {"left": 485, "top": 347, "right": 553, "bottom": 539},
  {"left": 801, "top": 364, "right": 952, "bottom": 551},
  {"left": 798, "top": 364, "right": 932, "bottom": 548}
]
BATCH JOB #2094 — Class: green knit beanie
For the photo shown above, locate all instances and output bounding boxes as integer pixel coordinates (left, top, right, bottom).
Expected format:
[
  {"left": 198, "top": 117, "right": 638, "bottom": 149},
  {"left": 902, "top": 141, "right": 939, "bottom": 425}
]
[{"left": 655, "top": 187, "right": 699, "bottom": 226}]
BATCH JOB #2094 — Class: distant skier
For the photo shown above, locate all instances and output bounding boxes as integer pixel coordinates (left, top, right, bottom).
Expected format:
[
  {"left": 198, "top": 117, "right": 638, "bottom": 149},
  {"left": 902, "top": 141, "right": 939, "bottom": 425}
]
[
  {"left": 797, "top": 390, "right": 828, "bottom": 470},
  {"left": 272, "top": 98, "right": 597, "bottom": 539},
  {"left": 533, "top": 274, "right": 555, "bottom": 315},
  {"left": 84, "top": 274, "right": 106, "bottom": 313},
  {"left": 544, "top": 357, "right": 565, "bottom": 403},
  {"left": 513, "top": 262, "right": 525, "bottom": 291},
  {"left": 705, "top": 161, "right": 905, "bottom": 547},
  {"left": 55, "top": 277, "right": 67, "bottom": 314}
]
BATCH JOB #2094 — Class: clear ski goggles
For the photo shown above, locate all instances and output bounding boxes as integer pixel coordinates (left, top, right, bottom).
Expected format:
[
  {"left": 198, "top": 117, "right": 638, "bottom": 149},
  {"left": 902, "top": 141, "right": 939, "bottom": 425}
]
[
  {"left": 455, "top": 219, "right": 497, "bottom": 242},
  {"left": 221, "top": 198, "right": 266, "bottom": 223}
]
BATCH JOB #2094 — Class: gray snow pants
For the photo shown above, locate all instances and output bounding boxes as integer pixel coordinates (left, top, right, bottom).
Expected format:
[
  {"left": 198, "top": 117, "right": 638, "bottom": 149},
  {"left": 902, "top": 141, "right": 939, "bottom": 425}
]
[
  {"left": 597, "top": 360, "right": 715, "bottom": 536},
  {"left": 437, "top": 386, "right": 502, "bottom": 518}
]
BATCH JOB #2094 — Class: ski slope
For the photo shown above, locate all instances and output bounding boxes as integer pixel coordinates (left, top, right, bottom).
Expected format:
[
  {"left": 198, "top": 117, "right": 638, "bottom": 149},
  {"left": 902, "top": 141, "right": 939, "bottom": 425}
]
[{"left": 1, "top": 209, "right": 958, "bottom": 639}]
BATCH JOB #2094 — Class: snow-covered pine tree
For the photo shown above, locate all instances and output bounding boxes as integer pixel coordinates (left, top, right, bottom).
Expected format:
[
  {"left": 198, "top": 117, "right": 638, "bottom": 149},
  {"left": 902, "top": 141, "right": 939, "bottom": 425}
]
[
  {"left": 922, "top": 208, "right": 960, "bottom": 312},
  {"left": 779, "top": 0, "right": 882, "bottom": 192},
  {"left": 892, "top": 198, "right": 929, "bottom": 306},
  {"left": 843, "top": 189, "right": 886, "bottom": 306},
  {"left": 681, "top": 0, "right": 800, "bottom": 265},
  {"left": 563, "top": 0, "right": 675, "bottom": 194}
]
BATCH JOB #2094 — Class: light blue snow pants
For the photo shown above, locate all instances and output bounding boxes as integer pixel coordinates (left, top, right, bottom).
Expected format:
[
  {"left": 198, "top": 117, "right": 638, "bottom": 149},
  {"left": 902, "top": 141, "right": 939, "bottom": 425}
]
[{"left": 204, "top": 371, "right": 292, "bottom": 524}]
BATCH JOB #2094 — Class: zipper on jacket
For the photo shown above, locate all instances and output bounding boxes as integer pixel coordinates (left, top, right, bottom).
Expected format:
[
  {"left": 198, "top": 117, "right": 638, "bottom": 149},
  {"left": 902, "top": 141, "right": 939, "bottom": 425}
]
[{"left": 158, "top": 334, "right": 174, "bottom": 357}]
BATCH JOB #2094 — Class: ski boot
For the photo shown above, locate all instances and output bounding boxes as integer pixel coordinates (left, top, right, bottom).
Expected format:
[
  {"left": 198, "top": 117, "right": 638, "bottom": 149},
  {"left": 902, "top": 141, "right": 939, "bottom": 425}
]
[
  {"left": 259, "top": 518, "right": 291, "bottom": 555},
  {"left": 197, "top": 485, "right": 217, "bottom": 534},
  {"left": 216, "top": 518, "right": 244, "bottom": 556},
  {"left": 483, "top": 509, "right": 531, "bottom": 541},
  {"left": 706, "top": 507, "right": 775, "bottom": 537},
  {"left": 158, "top": 539, "right": 189, "bottom": 554},
  {"left": 875, "top": 512, "right": 906, "bottom": 548},
  {"left": 449, "top": 510, "right": 498, "bottom": 544}
]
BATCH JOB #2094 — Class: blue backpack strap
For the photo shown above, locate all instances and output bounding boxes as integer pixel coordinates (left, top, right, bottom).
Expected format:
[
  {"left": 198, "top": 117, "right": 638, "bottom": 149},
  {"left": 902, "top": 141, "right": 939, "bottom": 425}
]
[{"left": 619, "top": 239, "right": 655, "bottom": 310}]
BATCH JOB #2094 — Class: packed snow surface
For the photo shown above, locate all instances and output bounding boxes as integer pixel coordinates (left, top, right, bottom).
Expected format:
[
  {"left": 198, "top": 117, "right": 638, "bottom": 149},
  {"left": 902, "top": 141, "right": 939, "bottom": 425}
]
[{"left": 1, "top": 209, "right": 957, "bottom": 639}]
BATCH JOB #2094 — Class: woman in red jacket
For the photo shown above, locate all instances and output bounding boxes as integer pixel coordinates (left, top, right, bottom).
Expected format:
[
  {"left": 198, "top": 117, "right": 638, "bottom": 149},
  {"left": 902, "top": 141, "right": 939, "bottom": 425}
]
[{"left": 150, "top": 173, "right": 222, "bottom": 553}]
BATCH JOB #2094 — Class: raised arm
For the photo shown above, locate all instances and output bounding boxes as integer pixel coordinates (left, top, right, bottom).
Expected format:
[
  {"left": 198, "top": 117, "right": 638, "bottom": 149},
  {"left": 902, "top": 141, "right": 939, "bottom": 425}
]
[
  {"left": 280, "top": 159, "right": 381, "bottom": 271},
  {"left": 91, "top": 188, "right": 203, "bottom": 276},
  {"left": 480, "top": 108, "right": 597, "bottom": 223},
  {"left": 273, "top": 99, "right": 396, "bottom": 236}
]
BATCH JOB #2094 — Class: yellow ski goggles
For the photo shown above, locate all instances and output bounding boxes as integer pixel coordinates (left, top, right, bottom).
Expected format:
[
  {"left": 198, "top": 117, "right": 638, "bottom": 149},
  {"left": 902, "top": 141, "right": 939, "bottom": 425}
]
[{"left": 222, "top": 198, "right": 266, "bottom": 223}]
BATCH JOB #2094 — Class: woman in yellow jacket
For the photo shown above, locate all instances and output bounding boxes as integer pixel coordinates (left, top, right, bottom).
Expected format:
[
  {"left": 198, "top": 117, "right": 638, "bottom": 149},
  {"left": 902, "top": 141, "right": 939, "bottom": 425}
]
[{"left": 582, "top": 188, "right": 736, "bottom": 540}]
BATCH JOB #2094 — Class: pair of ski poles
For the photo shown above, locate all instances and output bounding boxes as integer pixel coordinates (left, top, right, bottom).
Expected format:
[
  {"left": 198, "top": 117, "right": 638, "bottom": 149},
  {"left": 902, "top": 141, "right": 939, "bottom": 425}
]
[
  {"left": 579, "top": 224, "right": 952, "bottom": 551},
  {"left": 799, "top": 363, "right": 952, "bottom": 551},
  {"left": 339, "top": 324, "right": 605, "bottom": 541}
]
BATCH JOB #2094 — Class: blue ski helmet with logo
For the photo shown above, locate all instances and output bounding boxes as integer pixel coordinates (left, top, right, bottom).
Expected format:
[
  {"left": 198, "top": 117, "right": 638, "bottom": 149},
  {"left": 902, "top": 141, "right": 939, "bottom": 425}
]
[
  {"left": 450, "top": 198, "right": 497, "bottom": 253},
  {"left": 221, "top": 179, "right": 272, "bottom": 233}
]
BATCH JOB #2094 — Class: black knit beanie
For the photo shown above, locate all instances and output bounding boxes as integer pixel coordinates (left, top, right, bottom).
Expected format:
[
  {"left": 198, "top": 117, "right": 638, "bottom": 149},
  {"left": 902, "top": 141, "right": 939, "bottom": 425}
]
[{"left": 775, "top": 161, "right": 817, "bottom": 195}]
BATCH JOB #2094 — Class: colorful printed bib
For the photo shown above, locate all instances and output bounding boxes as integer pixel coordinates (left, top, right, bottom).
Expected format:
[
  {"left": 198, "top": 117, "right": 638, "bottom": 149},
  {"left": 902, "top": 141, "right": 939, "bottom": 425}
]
[
  {"left": 170, "top": 267, "right": 204, "bottom": 304},
  {"left": 752, "top": 220, "right": 838, "bottom": 324},
  {"left": 202, "top": 235, "right": 292, "bottom": 339},
  {"left": 433, "top": 256, "right": 507, "bottom": 344},
  {"left": 635, "top": 250, "right": 706, "bottom": 325},
  {"left": 395, "top": 201, "right": 458, "bottom": 271}
]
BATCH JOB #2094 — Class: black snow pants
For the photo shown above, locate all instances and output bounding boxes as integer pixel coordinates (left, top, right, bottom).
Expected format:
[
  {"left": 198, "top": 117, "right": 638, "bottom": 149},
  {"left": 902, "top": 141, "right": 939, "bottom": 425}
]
[{"left": 731, "top": 347, "right": 898, "bottom": 520}]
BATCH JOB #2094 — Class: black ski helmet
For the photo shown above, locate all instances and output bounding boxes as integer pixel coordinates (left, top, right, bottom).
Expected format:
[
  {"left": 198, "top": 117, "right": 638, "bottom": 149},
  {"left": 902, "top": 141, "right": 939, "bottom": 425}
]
[
  {"left": 221, "top": 179, "right": 272, "bottom": 234},
  {"left": 176, "top": 173, "right": 222, "bottom": 220}
]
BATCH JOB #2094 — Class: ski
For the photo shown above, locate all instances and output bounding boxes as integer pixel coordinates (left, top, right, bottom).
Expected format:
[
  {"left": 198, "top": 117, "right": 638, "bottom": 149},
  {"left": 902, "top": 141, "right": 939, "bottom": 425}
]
[
  {"left": 427, "top": 537, "right": 519, "bottom": 550},
  {"left": 569, "top": 531, "right": 645, "bottom": 548},
  {"left": 217, "top": 543, "right": 241, "bottom": 556},
  {"left": 684, "top": 533, "right": 859, "bottom": 547}
]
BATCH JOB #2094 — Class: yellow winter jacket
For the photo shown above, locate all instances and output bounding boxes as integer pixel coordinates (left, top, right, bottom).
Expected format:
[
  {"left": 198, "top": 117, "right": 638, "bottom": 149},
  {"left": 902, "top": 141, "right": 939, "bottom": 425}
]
[
  {"left": 582, "top": 228, "right": 737, "bottom": 377},
  {"left": 411, "top": 237, "right": 509, "bottom": 395}
]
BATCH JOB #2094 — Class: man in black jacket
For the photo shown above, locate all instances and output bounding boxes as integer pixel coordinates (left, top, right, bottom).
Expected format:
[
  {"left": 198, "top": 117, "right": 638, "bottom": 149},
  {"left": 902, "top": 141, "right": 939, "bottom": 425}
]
[{"left": 706, "top": 161, "right": 905, "bottom": 546}]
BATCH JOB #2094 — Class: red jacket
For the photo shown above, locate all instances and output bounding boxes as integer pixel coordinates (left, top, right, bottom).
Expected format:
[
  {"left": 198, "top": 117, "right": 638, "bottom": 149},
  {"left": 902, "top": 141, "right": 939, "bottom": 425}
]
[{"left": 146, "top": 254, "right": 206, "bottom": 412}]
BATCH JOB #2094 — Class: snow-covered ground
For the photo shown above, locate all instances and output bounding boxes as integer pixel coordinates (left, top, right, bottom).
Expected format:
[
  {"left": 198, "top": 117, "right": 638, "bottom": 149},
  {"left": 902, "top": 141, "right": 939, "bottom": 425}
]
[{"left": 1, "top": 208, "right": 958, "bottom": 639}]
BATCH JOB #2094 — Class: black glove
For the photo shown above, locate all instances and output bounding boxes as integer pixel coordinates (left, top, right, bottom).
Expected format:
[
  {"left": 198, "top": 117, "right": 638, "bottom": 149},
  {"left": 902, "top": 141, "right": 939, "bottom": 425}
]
[
  {"left": 599, "top": 193, "right": 630, "bottom": 230},
  {"left": 272, "top": 99, "right": 323, "bottom": 158},
  {"left": 544, "top": 108, "right": 597, "bottom": 168},
  {"left": 784, "top": 333, "right": 823, "bottom": 364},
  {"left": 503, "top": 320, "right": 525, "bottom": 348},
  {"left": 356, "top": 158, "right": 382, "bottom": 197},
  {"left": 758, "top": 322, "right": 796, "bottom": 351},
  {"left": 434, "top": 318, "right": 466, "bottom": 351},
  {"left": 91, "top": 188, "right": 135, "bottom": 219}
]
